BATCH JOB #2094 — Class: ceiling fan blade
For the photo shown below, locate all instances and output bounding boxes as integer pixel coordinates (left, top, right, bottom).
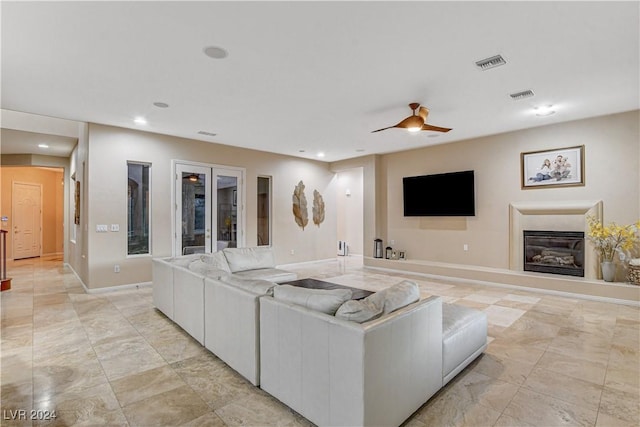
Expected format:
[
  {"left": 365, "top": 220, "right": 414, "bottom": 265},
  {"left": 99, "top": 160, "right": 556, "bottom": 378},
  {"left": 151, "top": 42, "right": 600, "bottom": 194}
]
[
  {"left": 421, "top": 124, "right": 452, "bottom": 133},
  {"left": 372, "top": 115, "right": 422, "bottom": 133},
  {"left": 418, "top": 106, "right": 429, "bottom": 122},
  {"left": 371, "top": 125, "right": 398, "bottom": 133}
]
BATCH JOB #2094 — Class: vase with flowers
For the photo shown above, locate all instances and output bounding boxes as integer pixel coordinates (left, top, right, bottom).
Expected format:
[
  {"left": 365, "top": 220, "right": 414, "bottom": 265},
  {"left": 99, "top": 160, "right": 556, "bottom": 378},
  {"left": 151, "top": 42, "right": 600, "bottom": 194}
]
[{"left": 586, "top": 216, "right": 640, "bottom": 282}]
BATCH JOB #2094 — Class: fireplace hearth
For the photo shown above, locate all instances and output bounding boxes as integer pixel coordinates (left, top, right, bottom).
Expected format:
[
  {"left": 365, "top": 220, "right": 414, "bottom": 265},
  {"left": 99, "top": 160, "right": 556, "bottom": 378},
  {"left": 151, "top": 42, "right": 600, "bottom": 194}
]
[{"left": 523, "top": 230, "right": 585, "bottom": 277}]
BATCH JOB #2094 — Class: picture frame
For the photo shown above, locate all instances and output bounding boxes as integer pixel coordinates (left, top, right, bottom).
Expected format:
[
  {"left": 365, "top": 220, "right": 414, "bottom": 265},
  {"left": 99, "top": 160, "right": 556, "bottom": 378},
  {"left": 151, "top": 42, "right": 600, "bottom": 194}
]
[{"left": 521, "top": 145, "right": 585, "bottom": 189}]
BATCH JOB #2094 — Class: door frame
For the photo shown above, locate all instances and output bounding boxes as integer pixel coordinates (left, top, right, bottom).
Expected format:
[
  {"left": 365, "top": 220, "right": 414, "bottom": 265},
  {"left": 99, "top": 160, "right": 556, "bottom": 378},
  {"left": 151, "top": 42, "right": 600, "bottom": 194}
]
[
  {"left": 171, "top": 160, "right": 246, "bottom": 257},
  {"left": 12, "top": 181, "right": 43, "bottom": 260}
]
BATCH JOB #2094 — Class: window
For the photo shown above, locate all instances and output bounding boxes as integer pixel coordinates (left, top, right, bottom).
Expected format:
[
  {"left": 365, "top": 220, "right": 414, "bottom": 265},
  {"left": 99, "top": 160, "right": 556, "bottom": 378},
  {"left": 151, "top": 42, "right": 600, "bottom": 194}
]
[
  {"left": 127, "top": 162, "right": 151, "bottom": 255},
  {"left": 257, "top": 176, "right": 271, "bottom": 246}
]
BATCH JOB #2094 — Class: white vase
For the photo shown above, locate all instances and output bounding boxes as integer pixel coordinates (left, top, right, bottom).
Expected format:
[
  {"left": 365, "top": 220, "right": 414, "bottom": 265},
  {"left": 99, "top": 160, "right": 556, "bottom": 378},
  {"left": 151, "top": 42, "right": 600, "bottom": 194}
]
[{"left": 601, "top": 261, "right": 616, "bottom": 282}]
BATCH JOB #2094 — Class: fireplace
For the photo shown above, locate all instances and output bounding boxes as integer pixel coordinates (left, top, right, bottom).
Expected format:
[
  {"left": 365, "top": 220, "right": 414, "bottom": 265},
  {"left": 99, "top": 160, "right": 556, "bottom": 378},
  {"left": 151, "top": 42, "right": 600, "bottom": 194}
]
[{"left": 523, "top": 230, "right": 585, "bottom": 277}]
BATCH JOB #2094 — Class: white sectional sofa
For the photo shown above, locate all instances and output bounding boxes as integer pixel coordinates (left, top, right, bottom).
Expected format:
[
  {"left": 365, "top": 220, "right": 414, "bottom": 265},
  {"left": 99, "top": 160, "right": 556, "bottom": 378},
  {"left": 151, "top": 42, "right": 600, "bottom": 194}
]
[
  {"left": 152, "top": 247, "right": 296, "bottom": 384},
  {"left": 152, "top": 250, "right": 488, "bottom": 426}
]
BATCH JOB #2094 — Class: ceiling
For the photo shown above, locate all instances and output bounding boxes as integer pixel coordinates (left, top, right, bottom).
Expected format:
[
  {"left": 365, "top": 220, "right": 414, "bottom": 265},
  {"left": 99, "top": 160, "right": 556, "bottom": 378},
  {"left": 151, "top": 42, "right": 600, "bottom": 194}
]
[{"left": 1, "top": 2, "right": 638, "bottom": 163}]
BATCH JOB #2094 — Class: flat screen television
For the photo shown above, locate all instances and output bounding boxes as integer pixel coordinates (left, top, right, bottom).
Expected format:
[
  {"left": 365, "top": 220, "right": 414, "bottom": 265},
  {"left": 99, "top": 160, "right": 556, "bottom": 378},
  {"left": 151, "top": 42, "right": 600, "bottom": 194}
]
[{"left": 403, "top": 170, "right": 475, "bottom": 216}]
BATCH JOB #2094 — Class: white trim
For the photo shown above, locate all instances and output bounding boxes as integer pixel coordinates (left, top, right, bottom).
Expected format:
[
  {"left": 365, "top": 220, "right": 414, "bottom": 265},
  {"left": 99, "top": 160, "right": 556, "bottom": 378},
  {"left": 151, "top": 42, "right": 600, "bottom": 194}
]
[
  {"left": 65, "top": 263, "right": 153, "bottom": 294},
  {"left": 278, "top": 257, "right": 342, "bottom": 269},
  {"left": 365, "top": 265, "right": 640, "bottom": 307},
  {"left": 84, "top": 281, "right": 152, "bottom": 294}
]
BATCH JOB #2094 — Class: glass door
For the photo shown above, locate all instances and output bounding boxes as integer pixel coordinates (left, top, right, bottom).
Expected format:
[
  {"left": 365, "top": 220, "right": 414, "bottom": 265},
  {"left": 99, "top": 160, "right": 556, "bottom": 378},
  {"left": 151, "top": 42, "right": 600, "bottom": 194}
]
[
  {"left": 175, "top": 164, "right": 212, "bottom": 255},
  {"left": 214, "top": 168, "right": 243, "bottom": 251}
]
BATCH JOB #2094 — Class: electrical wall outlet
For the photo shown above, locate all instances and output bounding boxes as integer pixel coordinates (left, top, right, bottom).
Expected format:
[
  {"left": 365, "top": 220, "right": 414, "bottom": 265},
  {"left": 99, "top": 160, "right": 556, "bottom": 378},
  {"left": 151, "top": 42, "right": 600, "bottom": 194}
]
[
  {"left": 110, "top": 224, "right": 120, "bottom": 232},
  {"left": 463, "top": 244, "right": 469, "bottom": 251},
  {"left": 290, "top": 249, "right": 295, "bottom": 255},
  {"left": 114, "top": 264, "right": 120, "bottom": 273}
]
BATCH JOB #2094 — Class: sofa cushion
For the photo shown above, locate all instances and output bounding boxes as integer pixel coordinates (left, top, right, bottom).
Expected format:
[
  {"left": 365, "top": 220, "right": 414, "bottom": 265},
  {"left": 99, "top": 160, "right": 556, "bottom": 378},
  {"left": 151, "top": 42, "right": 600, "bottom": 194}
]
[
  {"left": 273, "top": 285, "right": 352, "bottom": 315},
  {"left": 200, "top": 252, "right": 232, "bottom": 273},
  {"left": 335, "top": 298, "right": 384, "bottom": 323},
  {"left": 165, "top": 253, "right": 202, "bottom": 268},
  {"left": 366, "top": 280, "right": 420, "bottom": 314},
  {"left": 188, "top": 260, "right": 229, "bottom": 279},
  {"left": 223, "top": 247, "right": 275, "bottom": 273},
  {"left": 233, "top": 268, "right": 297, "bottom": 284},
  {"left": 221, "top": 275, "right": 277, "bottom": 296}
]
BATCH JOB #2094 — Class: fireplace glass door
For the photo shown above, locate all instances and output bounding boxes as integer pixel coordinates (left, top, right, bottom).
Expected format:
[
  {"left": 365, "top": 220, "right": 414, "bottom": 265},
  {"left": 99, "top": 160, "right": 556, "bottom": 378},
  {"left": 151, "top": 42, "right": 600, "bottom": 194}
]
[{"left": 523, "top": 230, "right": 585, "bottom": 277}]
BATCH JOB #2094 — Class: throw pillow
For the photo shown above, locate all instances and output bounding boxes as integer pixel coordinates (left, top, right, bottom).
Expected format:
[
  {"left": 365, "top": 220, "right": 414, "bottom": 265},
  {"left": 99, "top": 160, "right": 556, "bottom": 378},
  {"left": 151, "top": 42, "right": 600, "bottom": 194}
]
[
  {"left": 221, "top": 276, "right": 277, "bottom": 296},
  {"left": 273, "top": 285, "right": 352, "bottom": 315},
  {"left": 200, "top": 252, "right": 232, "bottom": 273},
  {"left": 335, "top": 299, "right": 384, "bottom": 323},
  {"left": 222, "top": 247, "right": 275, "bottom": 272},
  {"left": 188, "top": 260, "right": 229, "bottom": 279},
  {"left": 366, "top": 280, "right": 420, "bottom": 314}
]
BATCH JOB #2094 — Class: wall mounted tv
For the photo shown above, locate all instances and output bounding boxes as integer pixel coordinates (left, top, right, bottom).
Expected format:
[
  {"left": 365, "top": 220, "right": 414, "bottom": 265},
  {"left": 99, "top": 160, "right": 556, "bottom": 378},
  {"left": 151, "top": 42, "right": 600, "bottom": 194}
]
[{"left": 403, "top": 170, "right": 475, "bottom": 216}]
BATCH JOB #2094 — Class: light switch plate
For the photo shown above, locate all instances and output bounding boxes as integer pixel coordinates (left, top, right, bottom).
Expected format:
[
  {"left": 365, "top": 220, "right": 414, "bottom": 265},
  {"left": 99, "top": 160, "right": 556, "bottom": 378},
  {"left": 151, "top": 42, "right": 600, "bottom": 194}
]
[{"left": 96, "top": 224, "right": 108, "bottom": 232}]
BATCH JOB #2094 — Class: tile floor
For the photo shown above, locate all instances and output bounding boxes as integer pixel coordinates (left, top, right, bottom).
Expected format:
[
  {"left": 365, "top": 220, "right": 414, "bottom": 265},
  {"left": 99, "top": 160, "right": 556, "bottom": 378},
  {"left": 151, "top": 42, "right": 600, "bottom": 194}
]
[{"left": 1, "top": 255, "right": 638, "bottom": 426}]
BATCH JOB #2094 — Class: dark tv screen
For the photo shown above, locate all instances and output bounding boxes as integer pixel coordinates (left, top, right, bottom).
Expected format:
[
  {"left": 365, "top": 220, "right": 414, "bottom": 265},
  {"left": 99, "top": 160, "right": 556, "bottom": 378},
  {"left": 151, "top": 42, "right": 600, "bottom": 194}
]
[{"left": 403, "top": 170, "right": 475, "bottom": 216}]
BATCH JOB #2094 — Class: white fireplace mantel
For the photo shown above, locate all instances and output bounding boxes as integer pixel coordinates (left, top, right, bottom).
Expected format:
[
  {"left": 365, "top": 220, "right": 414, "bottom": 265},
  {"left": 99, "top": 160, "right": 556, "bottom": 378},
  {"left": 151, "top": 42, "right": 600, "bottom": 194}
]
[{"left": 509, "top": 200, "right": 603, "bottom": 279}]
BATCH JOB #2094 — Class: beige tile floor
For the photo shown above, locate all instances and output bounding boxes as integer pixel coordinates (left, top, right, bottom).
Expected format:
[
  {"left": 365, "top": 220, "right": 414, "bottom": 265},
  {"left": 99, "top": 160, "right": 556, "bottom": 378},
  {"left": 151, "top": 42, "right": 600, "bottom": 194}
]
[{"left": 1, "top": 255, "right": 638, "bottom": 426}]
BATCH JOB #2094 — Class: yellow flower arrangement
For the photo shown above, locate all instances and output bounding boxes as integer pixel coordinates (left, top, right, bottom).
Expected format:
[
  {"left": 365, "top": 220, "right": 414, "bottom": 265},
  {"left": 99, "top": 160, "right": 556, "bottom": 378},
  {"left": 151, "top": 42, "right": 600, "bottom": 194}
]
[{"left": 586, "top": 216, "right": 640, "bottom": 262}]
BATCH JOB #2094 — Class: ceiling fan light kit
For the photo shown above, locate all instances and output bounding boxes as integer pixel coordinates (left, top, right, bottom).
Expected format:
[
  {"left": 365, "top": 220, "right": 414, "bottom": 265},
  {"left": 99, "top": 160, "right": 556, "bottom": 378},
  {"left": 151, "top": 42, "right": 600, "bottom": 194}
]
[{"left": 372, "top": 103, "right": 452, "bottom": 134}]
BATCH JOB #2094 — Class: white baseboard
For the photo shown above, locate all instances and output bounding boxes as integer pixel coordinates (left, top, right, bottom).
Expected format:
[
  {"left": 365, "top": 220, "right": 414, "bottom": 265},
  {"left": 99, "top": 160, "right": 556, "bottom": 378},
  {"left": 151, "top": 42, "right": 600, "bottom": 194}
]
[{"left": 64, "top": 262, "right": 151, "bottom": 294}]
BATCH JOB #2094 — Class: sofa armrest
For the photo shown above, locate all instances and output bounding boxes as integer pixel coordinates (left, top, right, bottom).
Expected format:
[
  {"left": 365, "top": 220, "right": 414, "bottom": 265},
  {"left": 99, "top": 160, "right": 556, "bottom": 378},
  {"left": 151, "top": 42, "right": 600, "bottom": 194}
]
[
  {"left": 259, "top": 295, "right": 443, "bottom": 427},
  {"left": 152, "top": 258, "right": 174, "bottom": 319}
]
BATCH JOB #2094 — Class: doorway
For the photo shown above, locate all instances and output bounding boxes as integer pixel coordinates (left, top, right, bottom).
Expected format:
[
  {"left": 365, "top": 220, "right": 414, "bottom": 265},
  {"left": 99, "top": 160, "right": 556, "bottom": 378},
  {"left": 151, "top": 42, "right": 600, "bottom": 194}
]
[
  {"left": 12, "top": 181, "right": 42, "bottom": 259},
  {"left": 174, "top": 162, "right": 244, "bottom": 256},
  {"left": 336, "top": 167, "right": 364, "bottom": 256}
]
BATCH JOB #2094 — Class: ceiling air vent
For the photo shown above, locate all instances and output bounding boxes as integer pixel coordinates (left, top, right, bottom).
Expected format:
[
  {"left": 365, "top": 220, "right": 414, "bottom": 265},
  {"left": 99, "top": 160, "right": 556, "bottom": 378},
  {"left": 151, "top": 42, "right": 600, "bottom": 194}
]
[
  {"left": 510, "top": 90, "right": 535, "bottom": 100},
  {"left": 197, "top": 131, "right": 217, "bottom": 137},
  {"left": 475, "top": 55, "right": 506, "bottom": 70}
]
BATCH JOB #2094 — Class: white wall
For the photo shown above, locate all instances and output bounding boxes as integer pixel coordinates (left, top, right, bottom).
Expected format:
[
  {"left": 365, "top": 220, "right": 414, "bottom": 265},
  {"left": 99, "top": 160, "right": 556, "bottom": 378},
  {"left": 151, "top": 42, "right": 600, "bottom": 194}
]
[{"left": 81, "top": 124, "right": 337, "bottom": 289}]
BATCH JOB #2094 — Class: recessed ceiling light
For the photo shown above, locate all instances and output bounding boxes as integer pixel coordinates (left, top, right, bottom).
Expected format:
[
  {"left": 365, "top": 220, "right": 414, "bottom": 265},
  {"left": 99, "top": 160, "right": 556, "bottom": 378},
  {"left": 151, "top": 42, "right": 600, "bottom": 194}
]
[
  {"left": 38, "top": 143, "right": 49, "bottom": 148},
  {"left": 317, "top": 152, "right": 325, "bottom": 158},
  {"left": 134, "top": 117, "right": 147, "bottom": 125},
  {"left": 153, "top": 102, "right": 169, "bottom": 108},
  {"left": 203, "top": 46, "right": 228, "bottom": 59},
  {"left": 535, "top": 105, "right": 556, "bottom": 117}
]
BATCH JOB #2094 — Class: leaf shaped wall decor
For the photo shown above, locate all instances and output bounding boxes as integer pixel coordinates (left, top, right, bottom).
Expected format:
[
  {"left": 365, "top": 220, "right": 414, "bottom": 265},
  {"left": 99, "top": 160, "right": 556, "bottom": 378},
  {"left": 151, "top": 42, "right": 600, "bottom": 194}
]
[
  {"left": 313, "top": 189, "right": 325, "bottom": 227},
  {"left": 292, "top": 180, "right": 309, "bottom": 230}
]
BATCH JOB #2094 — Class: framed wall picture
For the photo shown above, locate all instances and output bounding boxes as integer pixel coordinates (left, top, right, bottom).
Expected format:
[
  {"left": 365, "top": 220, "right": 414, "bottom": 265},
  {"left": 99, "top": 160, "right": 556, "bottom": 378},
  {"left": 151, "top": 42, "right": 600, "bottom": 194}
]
[{"left": 521, "top": 145, "right": 585, "bottom": 189}]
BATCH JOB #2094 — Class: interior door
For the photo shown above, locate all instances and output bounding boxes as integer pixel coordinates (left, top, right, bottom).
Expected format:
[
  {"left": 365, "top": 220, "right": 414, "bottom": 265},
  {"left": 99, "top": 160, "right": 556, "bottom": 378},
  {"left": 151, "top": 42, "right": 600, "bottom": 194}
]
[
  {"left": 175, "top": 164, "right": 212, "bottom": 255},
  {"left": 214, "top": 168, "right": 243, "bottom": 251},
  {"left": 13, "top": 182, "right": 42, "bottom": 259}
]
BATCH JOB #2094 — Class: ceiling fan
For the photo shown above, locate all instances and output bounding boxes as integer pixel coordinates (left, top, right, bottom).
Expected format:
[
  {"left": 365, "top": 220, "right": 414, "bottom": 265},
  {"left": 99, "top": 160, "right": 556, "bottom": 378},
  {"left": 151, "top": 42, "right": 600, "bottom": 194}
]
[{"left": 372, "top": 103, "right": 452, "bottom": 134}]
